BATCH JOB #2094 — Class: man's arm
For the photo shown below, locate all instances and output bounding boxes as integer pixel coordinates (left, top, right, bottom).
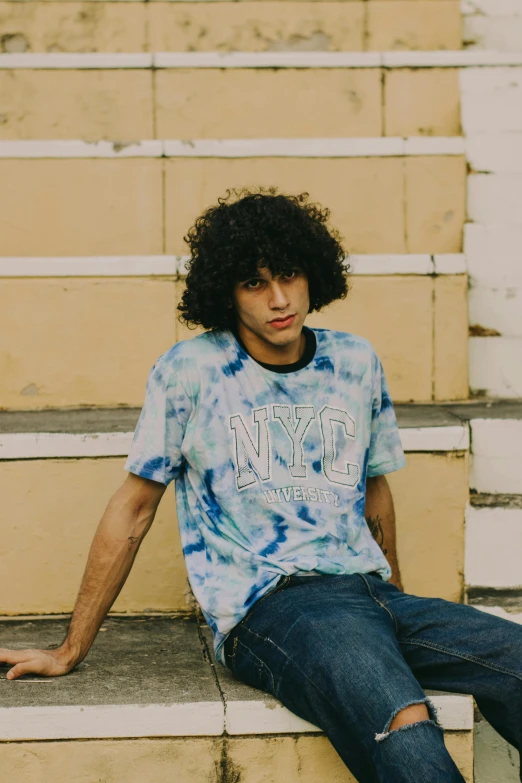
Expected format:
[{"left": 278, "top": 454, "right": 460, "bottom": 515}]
[
  {"left": 0, "top": 472, "right": 166, "bottom": 680},
  {"left": 365, "top": 474, "right": 403, "bottom": 590}
]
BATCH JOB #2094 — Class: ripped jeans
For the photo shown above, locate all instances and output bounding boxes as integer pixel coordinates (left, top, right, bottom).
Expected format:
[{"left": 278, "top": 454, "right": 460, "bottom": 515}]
[{"left": 223, "top": 572, "right": 522, "bottom": 783}]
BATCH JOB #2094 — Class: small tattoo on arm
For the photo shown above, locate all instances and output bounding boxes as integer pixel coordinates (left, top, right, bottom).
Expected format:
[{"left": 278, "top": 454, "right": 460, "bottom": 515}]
[
  {"left": 365, "top": 515, "right": 388, "bottom": 555},
  {"left": 116, "top": 536, "right": 140, "bottom": 550}
]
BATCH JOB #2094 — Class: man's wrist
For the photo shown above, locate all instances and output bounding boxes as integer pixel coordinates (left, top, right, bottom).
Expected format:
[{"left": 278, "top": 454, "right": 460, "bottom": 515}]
[{"left": 57, "top": 640, "right": 83, "bottom": 668}]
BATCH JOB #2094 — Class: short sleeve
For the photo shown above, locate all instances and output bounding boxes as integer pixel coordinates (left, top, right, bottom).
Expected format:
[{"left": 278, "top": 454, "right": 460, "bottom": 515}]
[
  {"left": 124, "top": 359, "right": 193, "bottom": 486},
  {"left": 366, "top": 353, "right": 407, "bottom": 478}
]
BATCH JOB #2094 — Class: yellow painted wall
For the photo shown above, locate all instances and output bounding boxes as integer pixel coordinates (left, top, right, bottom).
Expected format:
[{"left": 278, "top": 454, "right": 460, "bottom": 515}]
[
  {"left": 0, "top": 732, "right": 473, "bottom": 783},
  {"left": 0, "top": 157, "right": 465, "bottom": 257},
  {"left": 0, "top": 275, "right": 467, "bottom": 408},
  {"left": 165, "top": 157, "right": 466, "bottom": 256},
  {"left": 0, "top": 68, "right": 460, "bottom": 140},
  {"left": 0, "top": 2, "right": 461, "bottom": 54},
  {"left": 0, "top": 451, "right": 467, "bottom": 615}
]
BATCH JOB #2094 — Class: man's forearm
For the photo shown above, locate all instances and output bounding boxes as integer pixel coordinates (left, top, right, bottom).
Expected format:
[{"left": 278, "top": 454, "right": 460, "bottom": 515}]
[
  {"left": 60, "top": 489, "right": 156, "bottom": 666},
  {"left": 1, "top": 475, "right": 165, "bottom": 680},
  {"left": 365, "top": 475, "right": 402, "bottom": 589}
]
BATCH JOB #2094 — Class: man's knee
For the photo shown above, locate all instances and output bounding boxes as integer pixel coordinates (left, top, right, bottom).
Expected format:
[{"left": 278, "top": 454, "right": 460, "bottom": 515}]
[
  {"left": 389, "top": 703, "right": 430, "bottom": 732},
  {"left": 375, "top": 698, "right": 438, "bottom": 742}
]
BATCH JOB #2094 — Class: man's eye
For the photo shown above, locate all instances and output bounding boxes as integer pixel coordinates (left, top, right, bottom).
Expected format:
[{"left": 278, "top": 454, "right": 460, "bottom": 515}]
[{"left": 246, "top": 279, "right": 262, "bottom": 289}]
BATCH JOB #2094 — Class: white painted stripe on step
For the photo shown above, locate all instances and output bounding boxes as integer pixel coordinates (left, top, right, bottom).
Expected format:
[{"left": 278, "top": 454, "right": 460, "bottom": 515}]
[
  {"left": 400, "top": 426, "right": 469, "bottom": 453},
  {"left": 350, "top": 255, "right": 433, "bottom": 275},
  {"left": 433, "top": 254, "right": 468, "bottom": 275},
  {"left": 468, "top": 174, "right": 522, "bottom": 225},
  {"left": 1, "top": 51, "right": 522, "bottom": 71},
  {"left": 226, "top": 701, "right": 322, "bottom": 735},
  {"left": 0, "top": 693, "right": 472, "bottom": 742},
  {"left": 164, "top": 137, "right": 406, "bottom": 157},
  {"left": 402, "top": 137, "right": 465, "bottom": 156},
  {"left": 154, "top": 51, "right": 383, "bottom": 68},
  {"left": 0, "top": 140, "right": 162, "bottom": 158},
  {"left": 465, "top": 223, "right": 522, "bottom": 282},
  {"left": 164, "top": 137, "right": 415, "bottom": 157},
  {"left": 470, "top": 418, "right": 522, "bottom": 493},
  {"left": 465, "top": 505, "right": 522, "bottom": 588},
  {"left": 0, "top": 702, "right": 223, "bottom": 741},
  {"left": 462, "top": 1, "right": 522, "bottom": 16},
  {"left": 0, "top": 138, "right": 466, "bottom": 160},
  {"left": 382, "top": 51, "right": 522, "bottom": 67},
  {"left": 0, "top": 255, "right": 465, "bottom": 278},
  {"left": 469, "top": 337, "right": 522, "bottom": 400},
  {"left": 0, "top": 432, "right": 134, "bottom": 460},
  {"left": 467, "top": 134, "right": 522, "bottom": 173},
  {"left": 0, "top": 53, "right": 153, "bottom": 69},
  {"left": 460, "top": 69, "right": 522, "bottom": 134},
  {"left": 225, "top": 693, "right": 473, "bottom": 735},
  {"left": 0, "top": 257, "right": 180, "bottom": 277},
  {"left": 168, "top": 137, "right": 465, "bottom": 159},
  {"left": 0, "top": 255, "right": 467, "bottom": 278},
  {"left": 0, "top": 427, "right": 469, "bottom": 460}
]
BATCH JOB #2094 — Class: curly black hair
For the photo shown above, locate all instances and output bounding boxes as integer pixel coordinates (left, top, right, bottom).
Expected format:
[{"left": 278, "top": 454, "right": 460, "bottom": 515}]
[{"left": 177, "top": 186, "right": 350, "bottom": 331}]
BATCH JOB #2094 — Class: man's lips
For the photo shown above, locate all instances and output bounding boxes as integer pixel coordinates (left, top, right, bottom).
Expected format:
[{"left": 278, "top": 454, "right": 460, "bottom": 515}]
[{"left": 269, "top": 314, "right": 296, "bottom": 328}]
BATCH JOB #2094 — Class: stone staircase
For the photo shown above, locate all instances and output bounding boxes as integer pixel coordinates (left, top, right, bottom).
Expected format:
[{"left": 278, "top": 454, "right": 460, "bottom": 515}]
[
  {"left": 1, "top": 0, "right": 522, "bottom": 780},
  {"left": 0, "top": 616, "right": 474, "bottom": 782}
]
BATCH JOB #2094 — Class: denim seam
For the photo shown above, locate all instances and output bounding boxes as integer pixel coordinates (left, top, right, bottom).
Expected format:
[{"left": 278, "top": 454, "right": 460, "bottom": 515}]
[
  {"left": 235, "top": 637, "right": 276, "bottom": 694},
  {"left": 239, "top": 625, "right": 347, "bottom": 724},
  {"left": 359, "top": 573, "right": 399, "bottom": 634},
  {"left": 228, "top": 575, "right": 292, "bottom": 646},
  {"left": 398, "top": 637, "right": 522, "bottom": 682}
]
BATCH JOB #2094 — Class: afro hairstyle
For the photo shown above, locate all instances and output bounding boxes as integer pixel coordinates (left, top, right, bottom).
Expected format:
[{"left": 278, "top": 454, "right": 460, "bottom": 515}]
[{"left": 177, "top": 186, "right": 351, "bottom": 332}]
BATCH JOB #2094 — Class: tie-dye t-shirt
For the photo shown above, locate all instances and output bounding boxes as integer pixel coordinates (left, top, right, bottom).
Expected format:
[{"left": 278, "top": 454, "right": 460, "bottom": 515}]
[{"left": 125, "top": 327, "right": 406, "bottom": 664}]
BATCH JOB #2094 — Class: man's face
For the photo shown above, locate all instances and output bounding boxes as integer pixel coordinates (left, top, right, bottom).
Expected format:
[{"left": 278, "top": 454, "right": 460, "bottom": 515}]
[{"left": 232, "top": 266, "right": 310, "bottom": 353}]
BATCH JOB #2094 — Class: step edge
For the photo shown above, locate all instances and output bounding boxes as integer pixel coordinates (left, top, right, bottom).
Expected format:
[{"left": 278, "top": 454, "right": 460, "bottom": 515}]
[
  {"left": 0, "top": 693, "right": 474, "bottom": 741},
  {"left": 0, "top": 253, "right": 467, "bottom": 278},
  {"left": 0, "top": 138, "right": 465, "bottom": 159},
  {"left": 0, "top": 425, "right": 470, "bottom": 459},
  {"left": 1, "top": 51, "right": 522, "bottom": 69}
]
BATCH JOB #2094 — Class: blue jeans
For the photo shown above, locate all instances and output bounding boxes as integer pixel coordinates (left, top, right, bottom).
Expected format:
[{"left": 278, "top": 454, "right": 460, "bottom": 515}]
[{"left": 223, "top": 573, "right": 522, "bottom": 782}]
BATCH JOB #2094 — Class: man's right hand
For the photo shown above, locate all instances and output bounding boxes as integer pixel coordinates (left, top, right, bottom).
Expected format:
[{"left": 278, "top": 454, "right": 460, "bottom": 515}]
[{"left": 0, "top": 645, "right": 79, "bottom": 680}]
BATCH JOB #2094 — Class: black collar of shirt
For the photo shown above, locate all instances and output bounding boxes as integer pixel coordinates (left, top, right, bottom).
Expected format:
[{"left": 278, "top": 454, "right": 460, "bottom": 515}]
[{"left": 231, "top": 325, "right": 317, "bottom": 373}]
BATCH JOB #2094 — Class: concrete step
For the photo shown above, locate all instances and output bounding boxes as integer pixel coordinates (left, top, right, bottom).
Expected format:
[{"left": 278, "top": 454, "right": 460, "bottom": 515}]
[
  {"left": 0, "top": 616, "right": 474, "bottom": 782},
  {"left": 0, "top": 251, "right": 468, "bottom": 408},
  {"left": 0, "top": 147, "right": 466, "bottom": 259},
  {"left": 0, "top": 403, "right": 475, "bottom": 616},
  {"left": 0, "top": 0, "right": 461, "bottom": 56},
  {"left": 0, "top": 64, "right": 461, "bottom": 140},
  {"left": 2, "top": 403, "right": 519, "bottom": 619}
]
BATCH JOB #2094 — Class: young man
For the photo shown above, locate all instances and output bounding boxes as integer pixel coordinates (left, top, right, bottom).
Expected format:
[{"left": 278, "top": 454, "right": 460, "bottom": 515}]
[{"left": 2, "top": 188, "right": 522, "bottom": 782}]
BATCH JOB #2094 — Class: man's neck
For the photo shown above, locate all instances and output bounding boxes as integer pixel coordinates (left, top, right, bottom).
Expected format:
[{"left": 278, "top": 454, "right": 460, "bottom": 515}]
[{"left": 234, "top": 323, "right": 306, "bottom": 366}]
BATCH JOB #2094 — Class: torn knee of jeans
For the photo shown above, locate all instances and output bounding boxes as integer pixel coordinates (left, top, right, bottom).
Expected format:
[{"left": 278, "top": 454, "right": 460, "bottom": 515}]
[{"left": 374, "top": 697, "right": 442, "bottom": 742}]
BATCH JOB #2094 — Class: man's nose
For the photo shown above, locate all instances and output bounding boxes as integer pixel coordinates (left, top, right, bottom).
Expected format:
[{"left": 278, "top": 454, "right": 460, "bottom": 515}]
[{"left": 269, "top": 282, "right": 290, "bottom": 309}]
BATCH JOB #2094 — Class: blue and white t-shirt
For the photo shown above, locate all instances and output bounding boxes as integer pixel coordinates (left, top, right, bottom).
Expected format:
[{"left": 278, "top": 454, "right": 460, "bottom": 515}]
[{"left": 125, "top": 327, "right": 406, "bottom": 664}]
